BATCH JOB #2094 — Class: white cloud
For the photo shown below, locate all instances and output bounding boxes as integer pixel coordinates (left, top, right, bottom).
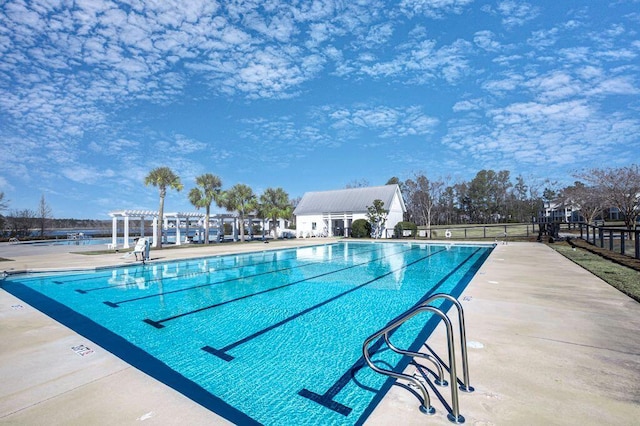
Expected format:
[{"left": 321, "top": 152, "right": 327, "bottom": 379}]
[
  {"left": 0, "top": 175, "right": 12, "bottom": 192},
  {"left": 362, "top": 22, "right": 394, "bottom": 46},
  {"left": 444, "top": 98, "right": 640, "bottom": 168},
  {"left": 587, "top": 76, "right": 639, "bottom": 96},
  {"left": 481, "top": 72, "right": 525, "bottom": 95},
  {"left": 175, "top": 134, "right": 207, "bottom": 154},
  {"left": 452, "top": 98, "right": 485, "bottom": 112},
  {"left": 326, "top": 105, "right": 438, "bottom": 138},
  {"left": 399, "top": 0, "right": 474, "bottom": 19},
  {"left": 62, "top": 166, "right": 116, "bottom": 184},
  {"left": 474, "top": 30, "right": 503, "bottom": 52},
  {"left": 527, "top": 27, "right": 559, "bottom": 49},
  {"left": 525, "top": 71, "right": 582, "bottom": 102},
  {"left": 496, "top": 0, "right": 539, "bottom": 28}
]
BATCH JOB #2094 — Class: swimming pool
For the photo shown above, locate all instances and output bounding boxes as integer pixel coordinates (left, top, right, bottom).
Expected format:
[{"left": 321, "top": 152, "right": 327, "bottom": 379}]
[{"left": 2, "top": 241, "right": 493, "bottom": 425}]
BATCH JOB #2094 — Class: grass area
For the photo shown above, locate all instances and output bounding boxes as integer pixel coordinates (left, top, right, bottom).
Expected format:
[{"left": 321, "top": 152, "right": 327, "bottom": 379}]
[
  {"left": 550, "top": 241, "right": 640, "bottom": 303},
  {"left": 419, "top": 223, "right": 537, "bottom": 240}
]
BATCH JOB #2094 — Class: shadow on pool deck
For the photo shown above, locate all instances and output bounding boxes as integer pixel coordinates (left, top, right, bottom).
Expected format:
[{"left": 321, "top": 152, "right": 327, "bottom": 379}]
[{"left": 1, "top": 240, "right": 639, "bottom": 425}]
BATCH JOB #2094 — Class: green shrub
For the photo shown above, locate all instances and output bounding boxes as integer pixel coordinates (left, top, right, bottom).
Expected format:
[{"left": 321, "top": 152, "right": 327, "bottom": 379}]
[
  {"left": 394, "top": 221, "right": 417, "bottom": 238},
  {"left": 351, "top": 219, "right": 371, "bottom": 238}
]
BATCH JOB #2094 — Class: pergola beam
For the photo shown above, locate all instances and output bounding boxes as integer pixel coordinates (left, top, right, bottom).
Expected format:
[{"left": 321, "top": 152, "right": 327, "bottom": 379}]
[{"left": 108, "top": 210, "right": 245, "bottom": 248}]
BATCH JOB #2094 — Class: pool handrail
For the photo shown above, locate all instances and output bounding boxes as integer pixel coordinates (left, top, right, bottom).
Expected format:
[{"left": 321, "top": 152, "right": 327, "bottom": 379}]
[
  {"left": 421, "top": 293, "right": 474, "bottom": 393},
  {"left": 362, "top": 304, "right": 465, "bottom": 423},
  {"left": 382, "top": 332, "right": 448, "bottom": 386}
]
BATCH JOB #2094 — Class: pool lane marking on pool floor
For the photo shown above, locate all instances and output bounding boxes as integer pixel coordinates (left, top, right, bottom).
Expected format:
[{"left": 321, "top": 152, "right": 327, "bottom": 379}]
[
  {"left": 297, "top": 247, "right": 485, "bottom": 417},
  {"left": 201, "top": 248, "right": 447, "bottom": 362},
  {"left": 102, "top": 245, "right": 386, "bottom": 308},
  {"left": 76, "top": 248, "right": 305, "bottom": 293},
  {"left": 142, "top": 245, "right": 416, "bottom": 328}
]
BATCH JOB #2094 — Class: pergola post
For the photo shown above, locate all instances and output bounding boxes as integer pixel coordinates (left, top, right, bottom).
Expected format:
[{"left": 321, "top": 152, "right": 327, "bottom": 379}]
[
  {"left": 233, "top": 217, "right": 238, "bottom": 241},
  {"left": 152, "top": 217, "right": 158, "bottom": 247},
  {"left": 344, "top": 213, "right": 348, "bottom": 237},
  {"left": 108, "top": 210, "right": 211, "bottom": 248},
  {"left": 111, "top": 216, "right": 117, "bottom": 248},
  {"left": 123, "top": 215, "right": 130, "bottom": 248},
  {"left": 163, "top": 217, "right": 168, "bottom": 244}
]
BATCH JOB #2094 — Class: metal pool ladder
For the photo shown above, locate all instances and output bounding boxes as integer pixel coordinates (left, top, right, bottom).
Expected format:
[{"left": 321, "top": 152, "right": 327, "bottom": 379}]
[{"left": 362, "top": 293, "right": 474, "bottom": 424}]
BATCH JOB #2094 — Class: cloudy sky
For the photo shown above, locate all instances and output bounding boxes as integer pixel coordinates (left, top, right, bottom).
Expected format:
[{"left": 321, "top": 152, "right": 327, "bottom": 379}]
[{"left": 1, "top": 0, "right": 639, "bottom": 219}]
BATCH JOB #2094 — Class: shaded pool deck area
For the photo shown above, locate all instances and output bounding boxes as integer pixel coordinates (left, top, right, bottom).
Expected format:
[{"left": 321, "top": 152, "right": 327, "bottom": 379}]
[{"left": 1, "top": 239, "right": 639, "bottom": 425}]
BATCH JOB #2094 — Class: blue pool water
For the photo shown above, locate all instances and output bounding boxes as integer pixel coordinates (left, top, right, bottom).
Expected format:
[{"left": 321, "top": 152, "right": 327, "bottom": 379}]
[
  {"left": 17, "top": 237, "right": 126, "bottom": 246},
  {"left": 2, "top": 241, "right": 493, "bottom": 425}
]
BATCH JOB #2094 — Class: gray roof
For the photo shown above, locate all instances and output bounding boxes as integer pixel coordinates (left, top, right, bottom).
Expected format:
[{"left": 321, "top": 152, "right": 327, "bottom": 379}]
[{"left": 293, "top": 185, "right": 405, "bottom": 216}]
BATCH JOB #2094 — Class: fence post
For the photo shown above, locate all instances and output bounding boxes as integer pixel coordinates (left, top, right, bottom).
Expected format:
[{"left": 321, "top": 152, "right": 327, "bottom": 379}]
[
  {"left": 635, "top": 230, "right": 640, "bottom": 260},
  {"left": 620, "top": 232, "right": 625, "bottom": 255},
  {"left": 598, "top": 227, "right": 604, "bottom": 248},
  {"left": 609, "top": 230, "right": 613, "bottom": 251}
]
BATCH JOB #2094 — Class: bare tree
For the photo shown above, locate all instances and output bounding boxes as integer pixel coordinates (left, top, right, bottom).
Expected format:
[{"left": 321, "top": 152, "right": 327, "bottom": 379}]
[
  {"left": 0, "top": 192, "right": 8, "bottom": 236},
  {"left": 37, "top": 194, "right": 53, "bottom": 238},
  {"left": 345, "top": 178, "right": 370, "bottom": 188},
  {"left": 403, "top": 173, "right": 444, "bottom": 233},
  {"left": 0, "top": 192, "right": 8, "bottom": 211},
  {"left": 10, "top": 209, "right": 37, "bottom": 238},
  {"left": 560, "top": 181, "right": 605, "bottom": 224},
  {"left": 577, "top": 165, "right": 640, "bottom": 231}
]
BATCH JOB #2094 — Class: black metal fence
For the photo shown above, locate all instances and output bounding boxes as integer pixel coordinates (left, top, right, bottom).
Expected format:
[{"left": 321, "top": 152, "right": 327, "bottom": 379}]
[
  {"left": 390, "top": 223, "right": 539, "bottom": 240},
  {"left": 579, "top": 223, "right": 640, "bottom": 260}
]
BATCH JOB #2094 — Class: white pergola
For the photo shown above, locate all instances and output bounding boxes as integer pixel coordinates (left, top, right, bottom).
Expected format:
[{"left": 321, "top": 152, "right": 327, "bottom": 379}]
[{"left": 108, "top": 210, "right": 242, "bottom": 248}]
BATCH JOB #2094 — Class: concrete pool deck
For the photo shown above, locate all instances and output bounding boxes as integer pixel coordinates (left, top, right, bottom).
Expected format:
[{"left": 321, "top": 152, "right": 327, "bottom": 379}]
[{"left": 1, "top": 239, "right": 639, "bottom": 425}]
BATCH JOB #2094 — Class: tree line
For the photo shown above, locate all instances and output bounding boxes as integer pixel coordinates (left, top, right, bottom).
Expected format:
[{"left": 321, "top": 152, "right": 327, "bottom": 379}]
[
  {"left": 2, "top": 164, "right": 638, "bottom": 241},
  {"left": 389, "top": 164, "right": 640, "bottom": 231},
  {"left": 0, "top": 194, "right": 56, "bottom": 238},
  {"left": 388, "top": 170, "right": 547, "bottom": 228}
]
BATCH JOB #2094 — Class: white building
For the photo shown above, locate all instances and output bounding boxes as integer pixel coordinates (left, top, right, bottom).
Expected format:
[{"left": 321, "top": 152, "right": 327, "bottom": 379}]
[
  {"left": 541, "top": 200, "right": 580, "bottom": 223},
  {"left": 293, "top": 184, "right": 406, "bottom": 238}
]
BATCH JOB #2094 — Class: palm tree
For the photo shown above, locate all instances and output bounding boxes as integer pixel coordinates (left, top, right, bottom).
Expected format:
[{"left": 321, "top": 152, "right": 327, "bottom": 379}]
[
  {"left": 144, "top": 167, "right": 183, "bottom": 248},
  {"left": 259, "top": 187, "right": 292, "bottom": 239},
  {"left": 221, "top": 184, "right": 256, "bottom": 242},
  {"left": 188, "top": 173, "right": 223, "bottom": 244}
]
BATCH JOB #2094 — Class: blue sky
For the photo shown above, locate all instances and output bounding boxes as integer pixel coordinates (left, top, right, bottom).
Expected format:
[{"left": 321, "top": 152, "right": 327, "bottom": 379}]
[{"left": 1, "top": 0, "right": 639, "bottom": 219}]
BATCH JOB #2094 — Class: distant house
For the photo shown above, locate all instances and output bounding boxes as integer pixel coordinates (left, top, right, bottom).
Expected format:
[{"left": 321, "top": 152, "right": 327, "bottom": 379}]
[
  {"left": 293, "top": 184, "right": 406, "bottom": 238},
  {"left": 540, "top": 199, "right": 582, "bottom": 223}
]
